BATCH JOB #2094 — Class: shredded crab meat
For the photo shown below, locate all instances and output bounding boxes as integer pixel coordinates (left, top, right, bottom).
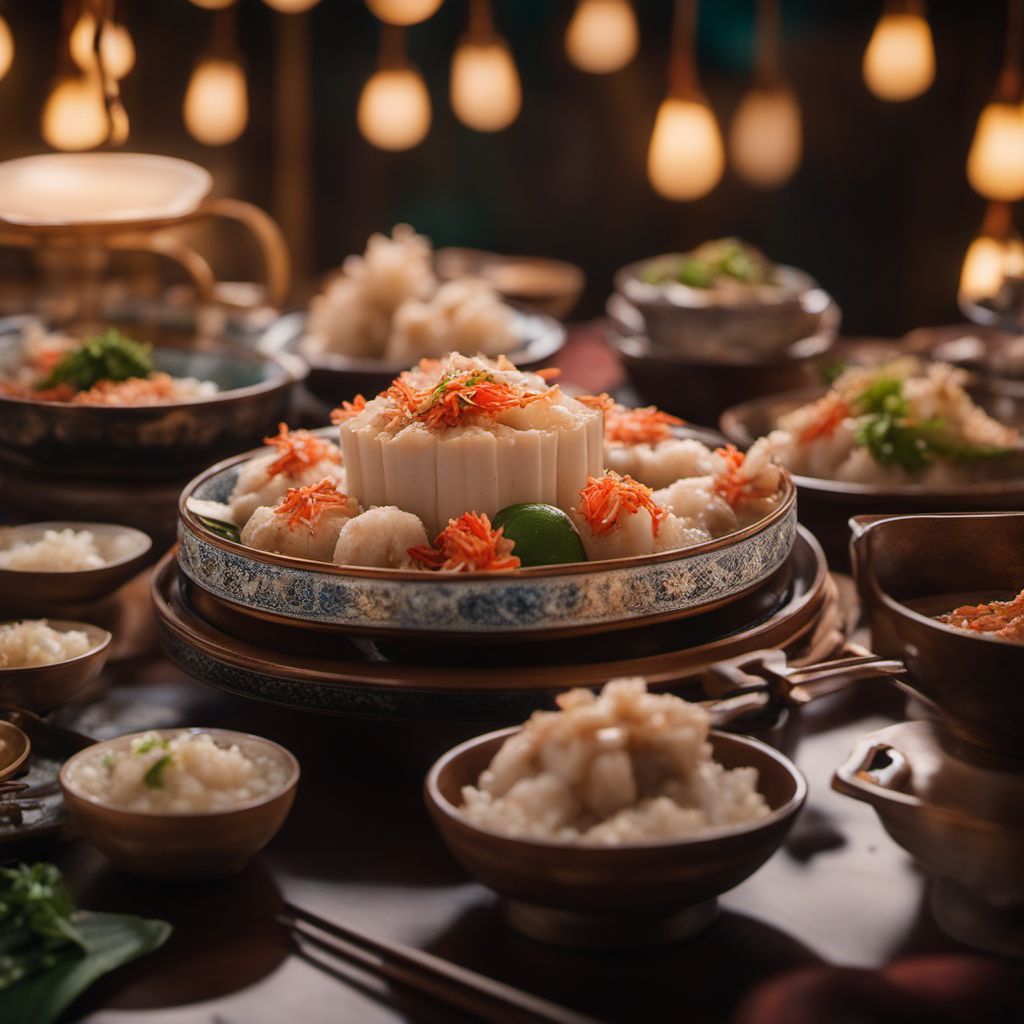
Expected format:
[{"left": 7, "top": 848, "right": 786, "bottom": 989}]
[
  {"left": 937, "top": 588, "right": 1024, "bottom": 641},
  {"left": 577, "top": 472, "right": 668, "bottom": 538},
  {"left": 330, "top": 394, "right": 368, "bottom": 424},
  {"left": 577, "top": 393, "right": 616, "bottom": 413},
  {"left": 605, "top": 405, "right": 684, "bottom": 445},
  {"left": 797, "top": 394, "right": 851, "bottom": 444},
  {"left": 273, "top": 479, "right": 352, "bottom": 531},
  {"left": 408, "top": 511, "right": 521, "bottom": 572},
  {"left": 263, "top": 423, "right": 341, "bottom": 479},
  {"left": 711, "top": 444, "right": 780, "bottom": 507},
  {"left": 56, "top": 373, "right": 177, "bottom": 406},
  {"left": 535, "top": 367, "right": 562, "bottom": 382},
  {"left": 383, "top": 370, "right": 555, "bottom": 430}
]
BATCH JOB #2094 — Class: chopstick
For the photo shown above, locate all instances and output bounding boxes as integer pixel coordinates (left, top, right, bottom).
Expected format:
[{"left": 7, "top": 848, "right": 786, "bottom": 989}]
[{"left": 279, "top": 901, "right": 604, "bottom": 1024}]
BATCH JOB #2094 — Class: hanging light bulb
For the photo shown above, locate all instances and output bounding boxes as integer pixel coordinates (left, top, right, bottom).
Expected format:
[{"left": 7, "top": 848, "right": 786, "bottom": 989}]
[
  {"left": 451, "top": 0, "right": 521, "bottom": 132},
  {"left": 646, "top": 0, "right": 723, "bottom": 200},
  {"left": 728, "top": 1, "right": 801, "bottom": 189},
  {"left": 358, "top": 67, "right": 432, "bottom": 150},
  {"left": 69, "top": 13, "right": 136, "bottom": 80},
  {"left": 565, "top": 0, "right": 639, "bottom": 74},
  {"left": 959, "top": 202, "right": 1024, "bottom": 302},
  {"left": 263, "top": 0, "right": 322, "bottom": 12},
  {"left": 0, "top": 15, "right": 14, "bottom": 82},
  {"left": 862, "top": 1, "right": 935, "bottom": 102},
  {"left": 184, "top": 58, "right": 248, "bottom": 145},
  {"left": 366, "top": 0, "right": 443, "bottom": 25},
  {"left": 41, "top": 72, "right": 108, "bottom": 151},
  {"left": 967, "top": 102, "right": 1024, "bottom": 201}
]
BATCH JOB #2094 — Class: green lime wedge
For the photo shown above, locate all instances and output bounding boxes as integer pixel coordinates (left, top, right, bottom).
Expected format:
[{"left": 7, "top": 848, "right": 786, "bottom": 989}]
[{"left": 492, "top": 503, "right": 587, "bottom": 567}]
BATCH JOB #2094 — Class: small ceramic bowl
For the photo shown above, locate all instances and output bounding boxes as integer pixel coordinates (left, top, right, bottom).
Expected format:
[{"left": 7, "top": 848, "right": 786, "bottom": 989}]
[
  {"left": 258, "top": 308, "right": 566, "bottom": 410},
  {"left": 0, "top": 620, "right": 111, "bottom": 712},
  {"left": 425, "top": 727, "right": 806, "bottom": 949},
  {"left": 59, "top": 727, "right": 299, "bottom": 881},
  {"left": 0, "top": 521, "right": 152, "bottom": 616},
  {"left": 0, "top": 720, "right": 31, "bottom": 781}
]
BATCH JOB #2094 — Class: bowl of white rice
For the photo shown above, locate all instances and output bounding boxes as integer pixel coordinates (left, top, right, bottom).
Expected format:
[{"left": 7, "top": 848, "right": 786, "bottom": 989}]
[
  {"left": 60, "top": 727, "right": 299, "bottom": 880},
  {"left": 0, "top": 521, "right": 152, "bottom": 614},
  {"left": 425, "top": 679, "right": 806, "bottom": 949},
  {"left": 0, "top": 618, "right": 111, "bottom": 711}
]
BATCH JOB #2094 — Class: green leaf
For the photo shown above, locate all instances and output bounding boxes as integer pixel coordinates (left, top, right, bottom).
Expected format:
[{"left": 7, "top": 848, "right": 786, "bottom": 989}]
[
  {"left": 195, "top": 515, "right": 241, "bottom": 544},
  {"left": 37, "top": 329, "right": 153, "bottom": 393},
  {"left": 0, "top": 912, "right": 171, "bottom": 1024},
  {"left": 143, "top": 754, "right": 172, "bottom": 789}
]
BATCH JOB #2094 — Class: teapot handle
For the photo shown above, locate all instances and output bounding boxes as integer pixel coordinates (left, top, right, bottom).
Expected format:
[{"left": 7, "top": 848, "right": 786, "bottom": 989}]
[{"left": 831, "top": 737, "right": 921, "bottom": 809}]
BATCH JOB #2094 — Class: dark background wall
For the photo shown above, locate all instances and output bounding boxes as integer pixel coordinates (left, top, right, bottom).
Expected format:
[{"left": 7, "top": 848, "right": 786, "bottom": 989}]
[{"left": 0, "top": 1, "right": 1010, "bottom": 335}]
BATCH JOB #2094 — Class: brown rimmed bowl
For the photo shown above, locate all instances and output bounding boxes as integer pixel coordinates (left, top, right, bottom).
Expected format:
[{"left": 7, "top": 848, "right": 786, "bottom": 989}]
[
  {"left": 0, "top": 321, "right": 306, "bottom": 478},
  {"left": 720, "top": 385, "right": 1024, "bottom": 568},
  {"left": 258, "top": 307, "right": 566, "bottom": 409},
  {"left": 153, "top": 526, "right": 838, "bottom": 721},
  {"left": 425, "top": 726, "right": 807, "bottom": 949},
  {"left": 0, "top": 619, "right": 111, "bottom": 713},
  {"left": 0, "top": 521, "right": 152, "bottom": 617},
  {"left": 850, "top": 511, "right": 1024, "bottom": 757},
  {"left": 176, "top": 438, "right": 797, "bottom": 641},
  {"left": 59, "top": 727, "right": 299, "bottom": 881}
]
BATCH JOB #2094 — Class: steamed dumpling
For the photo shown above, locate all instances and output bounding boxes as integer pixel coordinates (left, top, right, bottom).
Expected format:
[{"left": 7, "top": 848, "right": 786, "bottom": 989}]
[
  {"left": 241, "top": 488, "right": 358, "bottom": 561},
  {"left": 332, "top": 506, "right": 429, "bottom": 569}
]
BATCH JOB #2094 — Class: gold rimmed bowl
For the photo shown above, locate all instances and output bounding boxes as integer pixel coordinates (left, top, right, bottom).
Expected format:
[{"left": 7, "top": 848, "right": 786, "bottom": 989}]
[
  {"left": 176, "top": 445, "right": 797, "bottom": 641},
  {"left": 0, "top": 620, "right": 111, "bottom": 713},
  {"left": 425, "top": 726, "right": 807, "bottom": 949},
  {"left": 0, "top": 521, "right": 151, "bottom": 617},
  {"left": 59, "top": 727, "right": 299, "bottom": 881}
]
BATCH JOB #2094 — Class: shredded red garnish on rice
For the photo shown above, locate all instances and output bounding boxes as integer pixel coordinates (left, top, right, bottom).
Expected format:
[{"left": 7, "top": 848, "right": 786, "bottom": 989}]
[
  {"left": 577, "top": 392, "right": 616, "bottom": 413},
  {"left": 263, "top": 423, "right": 340, "bottom": 478},
  {"left": 576, "top": 472, "right": 667, "bottom": 538},
  {"left": 408, "top": 511, "right": 521, "bottom": 572},
  {"left": 605, "top": 405, "right": 684, "bottom": 445},
  {"left": 383, "top": 370, "right": 554, "bottom": 430},
  {"left": 798, "top": 394, "right": 851, "bottom": 444},
  {"left": 937, "top": 588, "right": 1024, "bottom": 641},
  {"left": 711, "top": 445, "right": 776, "bottom": 507},
  {"left": 69, "top": 373, "right": 177, "bottom": 406},
  {"left": 330, "top": 394, "right": 368, "bottom": 424},
  {"left": 273, "top": 479, "right": 351, "bottom": 531}
]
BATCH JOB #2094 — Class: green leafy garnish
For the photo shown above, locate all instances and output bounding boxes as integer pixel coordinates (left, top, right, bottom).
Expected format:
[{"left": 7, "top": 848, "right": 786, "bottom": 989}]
[
  {"left": 195, "top": 515, "right": 242, "bottom": 544},
  {"left": 143, "top": 754, "right": 172, "bottom": 789},
  {"left": 0, "top": 864, "right": 86, "bottom": 992},
  {"left": 674, "top": 239, "right": 770, "bottom": 289},
  {"left": 36, "top": 329, "right": 153, "bottom": 393},
  {"left": 851, "top": 375, "right": 1014, "bottom": 472},
  {"left": 131, "top": 736, "right": 168, "bottom": 756},
  {"left": 0, "top": 864, "right": 171, "bottom": 1024},
  {"left": 100, "top": 752, "right": 114, "bottom": 774}
]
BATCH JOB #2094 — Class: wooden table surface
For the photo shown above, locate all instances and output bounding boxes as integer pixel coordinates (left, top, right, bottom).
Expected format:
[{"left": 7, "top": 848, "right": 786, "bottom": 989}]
[{"left": 27, "top": 576, "right": 1015, "bottom": 1024}]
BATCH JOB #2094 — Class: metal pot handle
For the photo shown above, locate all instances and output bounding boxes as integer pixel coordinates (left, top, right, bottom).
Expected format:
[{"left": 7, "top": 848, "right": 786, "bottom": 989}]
[
  {"left": 701, "top": 643, "right": 905, "bottom": 707},
  {"left": 831, "top": 738, "right": 921, "bottom": 808}
]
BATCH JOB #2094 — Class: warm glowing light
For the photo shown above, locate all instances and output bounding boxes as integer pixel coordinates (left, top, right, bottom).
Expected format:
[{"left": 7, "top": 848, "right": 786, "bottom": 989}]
[
  {"left": 646, "top": 97, "right": 724, "bottom": 201},
  {"left": 565, "top": 0, "right": 638, "bottom": 74},
  {"left": 70, "top": 14, "right": 136, "bottom": 80},
  {"left": 0, "top": 16, "right": 13, "bottom": 82},
  {"left": 960, "top": 231, "right": 1024, "bottom": 302},
  {"left": 189, "top": 1, "right": 236, "bottom": 9},
  {"left": 366, "top": 0, "right": 443, "bottom": 25},
  {"left": 183, "top": 58, "right": 248, "bottom": 146},
  {"left": 966, "top": 102, "right": 1024, "bottom": 202},
  {"left": 41, "top": 74, "right": 108, "bottom": 152},
  {"left": 450, "top": 40, "right": 521, "bottom": 132},
  {"left": 263, "top": 0, "right": 322, "bottom": 11},
  {"left": 357, "top": 67, "right": 432, "bottom": 150},
  {"left": 729, "top": 85, "right": 802, "bottom": 188},
  {"left": 862, "top": 11, "right": 935, "bottom": 102}
]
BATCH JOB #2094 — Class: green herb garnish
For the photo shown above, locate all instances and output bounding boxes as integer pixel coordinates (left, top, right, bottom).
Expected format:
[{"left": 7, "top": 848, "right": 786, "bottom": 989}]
[
  {"left": 36, "top": 329, "right": 153, "bottom": 393},
  {"left": 674, "top": 238, "right": 770, "bottom": 289},
  {"left": 195, "top": 515, "right": 242, "bottom": 544},
  {"left": 143, "top": 755, "right": 172, "bottom": 789},
  {"left": 100, "top": 753, "right": 114, "bottom": 774},
  {"left": 131, "top": 736, "right": 168, "bottom": 756}
]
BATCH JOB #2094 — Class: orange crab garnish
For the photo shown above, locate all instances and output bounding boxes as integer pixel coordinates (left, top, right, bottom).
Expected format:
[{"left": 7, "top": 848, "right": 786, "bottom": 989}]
[
  {"left": 330, "top": 394, "right": 368, "bottom": 424},
  {"left": 70, "top": 373, "right": 178, "bottom": 405},
  {"left": 605, "top": 405, "right": 683, "bottom": 445},
  {"left": 711, "top": 445, "right": 778, "bottom": 507},
  {"left": 937, "top": 589, "right": 1024, "bottom": 640},
  {"left": 263, "top": 423, "right": 340, "bottom": 478},
  {"left": 384, "top": 370, "right": 554, "bottom": 430},
  {"left": 577, "top": 392, "right": 616, "bottom": 413},
  {"left": 576, "top": 472, "right": 667, "bottom": 538},
  {"left": 408, "top": 511, "right": 521, "bottom": 572},
  {"left": 273, "top": 479, "right": 351, "bottom": 531},
  {"left": 536, "top": 367, "right": 562, "bottom": 382},
  {"left": 798, "top": 394, "right": 851, "bottom": 445}
]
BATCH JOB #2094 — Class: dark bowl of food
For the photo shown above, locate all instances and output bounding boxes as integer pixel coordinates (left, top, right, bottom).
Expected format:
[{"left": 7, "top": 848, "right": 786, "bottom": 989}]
[
  {"left": 0, "top": 318, "right": 305, "bottom": 479},
  {"left": 425, "top": 682, "right": 806, "bottom": 949},
  {"left": 614, "top": 239, "right": 835, "bottom": 361},
  {"left": 719, "top": 359, "right": 1024, "bottom": 567},
  {"left": 849, "top": 511, "right": 1024, "bottom": 757}
]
